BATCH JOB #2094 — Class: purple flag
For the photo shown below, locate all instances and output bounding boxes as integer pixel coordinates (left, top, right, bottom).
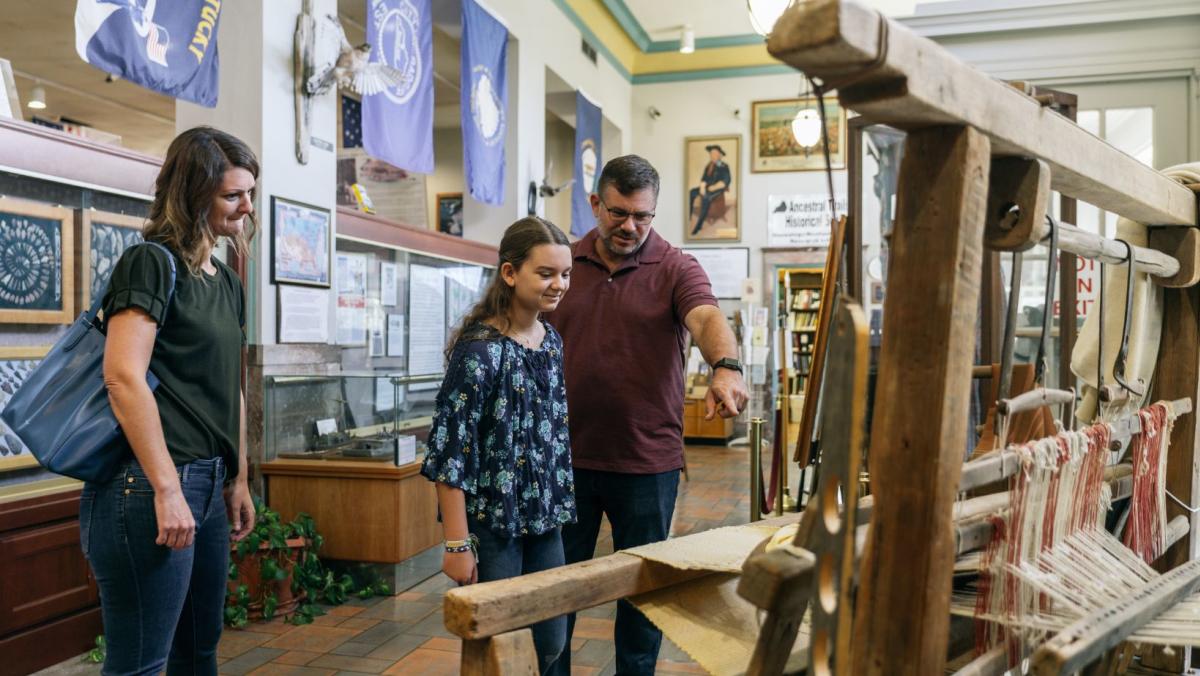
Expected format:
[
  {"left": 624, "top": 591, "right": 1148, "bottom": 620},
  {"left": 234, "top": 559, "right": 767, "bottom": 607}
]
[
  {"left": 461, "top": 0, "right": 507, "bottom": 205},
  {"left": 75, "top": 0, "right": 221, "bottom": 107},
  {"left": 571, "top": 92, "right": 602, "bottom": 237},
  {"left": 364, "top": 0, "right": 433, "bottom": 174}
]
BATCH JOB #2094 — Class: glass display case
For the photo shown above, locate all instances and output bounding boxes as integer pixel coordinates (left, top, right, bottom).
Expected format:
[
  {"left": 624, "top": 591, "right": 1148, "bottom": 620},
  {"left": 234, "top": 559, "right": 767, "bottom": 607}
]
[{"left": 262, "top": 372, "right": 443, "bottom": 463}]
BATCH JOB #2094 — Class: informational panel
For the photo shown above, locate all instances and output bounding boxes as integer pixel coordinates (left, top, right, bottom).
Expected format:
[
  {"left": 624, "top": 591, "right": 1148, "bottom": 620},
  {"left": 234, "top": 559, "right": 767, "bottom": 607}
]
[
  {"left": 335, "top": 252, "right": 367, "bottom": 345},
  {"left": 409, "top": 264, "right": 446, "bottom": 376},
  {"left": 278, "top": 285, "right": 330, "bottom": 343},
  {"left": 681, "top": 247, "right": 750, "bottom": 299},
  {"left": 767, "top": 194, "right": 847, "bottom": 247}
]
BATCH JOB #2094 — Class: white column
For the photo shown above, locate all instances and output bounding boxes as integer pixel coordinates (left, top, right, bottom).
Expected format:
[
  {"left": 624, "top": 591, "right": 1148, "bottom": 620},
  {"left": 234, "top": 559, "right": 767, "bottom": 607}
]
[{"left": 176, "top": 0, "right": 338, "bottom": 346}]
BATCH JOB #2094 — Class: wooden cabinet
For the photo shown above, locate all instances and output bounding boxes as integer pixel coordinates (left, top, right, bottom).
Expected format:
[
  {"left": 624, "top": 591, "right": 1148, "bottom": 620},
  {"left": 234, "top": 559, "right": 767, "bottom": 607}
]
[
  {"left": 682, "top": 398, "right": 734, "bottom": 442},
  {"left": 261, "top": 459, "right": 441, "bottom": 564},
  {"left": 0, "top": 482, "right": 102, "bottom": 676}
]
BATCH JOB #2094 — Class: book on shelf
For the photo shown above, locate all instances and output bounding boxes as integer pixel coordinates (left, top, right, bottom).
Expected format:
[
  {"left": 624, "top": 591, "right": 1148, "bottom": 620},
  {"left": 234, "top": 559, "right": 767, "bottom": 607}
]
[{"left": 790, "top": 289, "right": 821, "bottom": 311}]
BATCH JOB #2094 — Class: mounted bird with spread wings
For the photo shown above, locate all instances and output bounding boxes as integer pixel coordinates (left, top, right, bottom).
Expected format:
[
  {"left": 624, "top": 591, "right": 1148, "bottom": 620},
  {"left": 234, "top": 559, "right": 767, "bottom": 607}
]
[{"left": 305, "top": 14, "right": 406, "bottom": 97}]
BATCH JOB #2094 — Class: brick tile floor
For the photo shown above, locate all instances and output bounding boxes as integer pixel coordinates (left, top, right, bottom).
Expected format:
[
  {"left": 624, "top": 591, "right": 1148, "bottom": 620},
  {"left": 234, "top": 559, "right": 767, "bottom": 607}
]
[{"left": 39, "top": 444, "right": 753, "bottom": 675}]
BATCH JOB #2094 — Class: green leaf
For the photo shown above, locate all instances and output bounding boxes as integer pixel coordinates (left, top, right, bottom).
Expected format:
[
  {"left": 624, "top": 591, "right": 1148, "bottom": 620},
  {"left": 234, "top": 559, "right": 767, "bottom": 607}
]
[{"left": 263, "top": 594, "right": 278, "bottom": 620}]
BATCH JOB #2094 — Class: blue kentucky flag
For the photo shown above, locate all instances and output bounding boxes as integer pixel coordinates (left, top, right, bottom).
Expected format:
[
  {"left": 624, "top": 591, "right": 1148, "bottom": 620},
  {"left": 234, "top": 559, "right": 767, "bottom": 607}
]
[
  {"left": 364, "top": 0, "right": 434, "bottom": 174},
  {"left": 460, "top": 0, "right": 507, "bottom": 206},
  {"left": 75, "top": 0, "right": 221, "bottom": 107},
  {"left": 571, "top": 91, "right": 602, "bottom": 238}
]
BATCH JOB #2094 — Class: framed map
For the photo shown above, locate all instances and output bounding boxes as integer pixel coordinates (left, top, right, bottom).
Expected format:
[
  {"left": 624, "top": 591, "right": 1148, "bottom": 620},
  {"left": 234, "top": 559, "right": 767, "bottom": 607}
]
[
  {"left": 81, "top": 209, "right": 144, "bottom": 307},
  {"left": 0, "top": 346, "right": 49, "bottom": 472},
  {"left": 0, "top": 197, "right": 73, "bottom": 323},
  {"left": 272, "top": 196, "right": 332, "bottom": 287}
]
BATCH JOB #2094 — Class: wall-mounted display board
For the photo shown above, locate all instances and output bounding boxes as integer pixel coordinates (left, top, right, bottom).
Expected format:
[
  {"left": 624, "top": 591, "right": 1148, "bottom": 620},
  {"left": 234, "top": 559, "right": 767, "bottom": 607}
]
[
  {"left": 0, "top": 197, "right": 73, "bottom": 324},
  {"left": 0, "top": 345, "right": 50, "bottom": 472},
  {"left": 681, "top": 247, "right": 750, "bottom": 299},
  {"left": 80, "top": 209, "right": 144, "bottom": 307}
]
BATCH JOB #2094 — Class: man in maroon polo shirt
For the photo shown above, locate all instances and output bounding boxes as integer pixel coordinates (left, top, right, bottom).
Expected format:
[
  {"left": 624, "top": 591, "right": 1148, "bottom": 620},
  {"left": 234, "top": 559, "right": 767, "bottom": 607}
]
[{"left": 544, "top": 155, "right": 748, "bottom": 675}]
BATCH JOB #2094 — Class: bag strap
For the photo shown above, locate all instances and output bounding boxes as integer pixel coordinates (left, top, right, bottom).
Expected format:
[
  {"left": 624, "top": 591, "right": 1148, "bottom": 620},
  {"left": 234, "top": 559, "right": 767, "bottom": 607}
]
[{"left": 87, "top": 240, "right": 179, "bottom": 326}]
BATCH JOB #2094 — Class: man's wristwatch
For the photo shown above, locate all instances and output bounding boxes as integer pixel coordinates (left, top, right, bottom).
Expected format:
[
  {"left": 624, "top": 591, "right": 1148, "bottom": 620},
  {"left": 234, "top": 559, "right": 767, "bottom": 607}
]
[{"left": 712, "top": 357, "right": 743, "bottom": 375}]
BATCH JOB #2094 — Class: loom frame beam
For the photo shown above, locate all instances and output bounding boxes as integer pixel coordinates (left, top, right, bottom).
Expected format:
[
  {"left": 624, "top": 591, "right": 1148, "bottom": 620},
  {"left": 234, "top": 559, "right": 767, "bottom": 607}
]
[{"left": 766, "top": 0, "right": 1197, "bottom": 228}]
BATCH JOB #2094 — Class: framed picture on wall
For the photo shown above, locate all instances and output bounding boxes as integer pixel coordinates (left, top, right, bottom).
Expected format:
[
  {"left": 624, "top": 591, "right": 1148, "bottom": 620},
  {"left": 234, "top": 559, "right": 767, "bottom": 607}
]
[
  {"left": 437, "top": 193, "right": 464, "bottom": 237},
  {"left": 751, "top": 97, "right": 847, "bottom": 172},
  {"left": 0, "top": 197, "right": 74, "bottom": 324},
  {"left": 684, "top": 135, "right": 741, "bottom": 242},
  {"left": 272, "top": 196, "right": 332, "bottom": 287},
  {"left": 80, "top": 209, "right": 144, "bottom": 307},
  {"left": 0, "top": 345, "right": 50, "bottom": 472}
]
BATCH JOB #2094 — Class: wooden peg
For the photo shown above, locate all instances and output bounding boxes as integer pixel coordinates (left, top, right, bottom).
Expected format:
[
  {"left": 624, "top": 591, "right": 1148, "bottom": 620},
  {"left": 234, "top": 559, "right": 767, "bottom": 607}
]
[
  {"left": 1148, "top": 226, "right": 1200, "bottom": 288},
  {"left": 985, "top": 157, "right": 1051, "bottom": 252}
]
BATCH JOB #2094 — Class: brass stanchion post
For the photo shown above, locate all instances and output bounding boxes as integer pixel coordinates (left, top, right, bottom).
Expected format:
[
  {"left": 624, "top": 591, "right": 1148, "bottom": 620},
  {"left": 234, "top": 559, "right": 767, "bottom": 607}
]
[{"left": 749, "top": 417, "right": 764, "bottom": 522}]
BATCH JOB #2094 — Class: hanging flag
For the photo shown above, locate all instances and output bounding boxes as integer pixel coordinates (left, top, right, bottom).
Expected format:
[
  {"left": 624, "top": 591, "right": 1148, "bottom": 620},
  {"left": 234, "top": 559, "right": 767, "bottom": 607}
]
[
  {"left": 363, "top": 0, "right": 433, "bottom": 174},
  {"left": 74, "top": 0, "right": 221, "bottom": 107},
  {"left": 342, "top": 95, "right": 362, "bottom": 149},
  {"left": 460, "top": 0, "right": 507, "bottom": 206},
  {"left": 571, "top": 91, "right": 602, "bottom": 237}
]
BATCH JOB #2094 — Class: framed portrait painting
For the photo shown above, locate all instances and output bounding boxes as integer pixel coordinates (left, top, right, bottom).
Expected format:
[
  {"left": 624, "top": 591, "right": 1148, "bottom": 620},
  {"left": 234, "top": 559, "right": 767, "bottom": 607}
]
[
  {"left": 684, "top": 135, "right": 741, "bottom": 243},
  {"left": 0, "top": 197, "right": 74, "bottom": 324},
  {"left": 80, "top": 209, "right": 145, "bottom": 307},
  {"left": 437, "top": 193, "right": 464, "bottom": 237},
  {"left": 751, "top": 97, "right": 847, "bottom": 172},
  {"left": 272, "top": 196, "right": 332, "bottom": 287}
]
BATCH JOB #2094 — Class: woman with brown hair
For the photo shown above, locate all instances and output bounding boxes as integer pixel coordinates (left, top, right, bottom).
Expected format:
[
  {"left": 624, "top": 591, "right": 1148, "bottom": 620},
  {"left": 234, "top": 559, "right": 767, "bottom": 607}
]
[
  {"left": 83, "top": 126, "right": 256, "bottom": 674},
  {"left": 421, "top": 216, "right": 576, "bottom": 674}
]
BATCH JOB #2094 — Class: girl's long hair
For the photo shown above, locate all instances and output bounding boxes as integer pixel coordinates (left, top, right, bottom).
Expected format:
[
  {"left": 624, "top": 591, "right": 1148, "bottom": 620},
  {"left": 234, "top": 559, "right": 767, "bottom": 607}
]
[
  {"left": 143, "top": 126, "right": 260, "bottom": 275},
  {"left": 444, "top": 216, "right": 570, "bottom": 362}
]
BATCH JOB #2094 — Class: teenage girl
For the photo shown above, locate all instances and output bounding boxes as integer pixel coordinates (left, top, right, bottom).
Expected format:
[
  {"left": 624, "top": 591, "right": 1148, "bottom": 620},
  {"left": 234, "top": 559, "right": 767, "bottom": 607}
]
[{"left": 421, "top": 216, "right": 575, "bottom": 673}]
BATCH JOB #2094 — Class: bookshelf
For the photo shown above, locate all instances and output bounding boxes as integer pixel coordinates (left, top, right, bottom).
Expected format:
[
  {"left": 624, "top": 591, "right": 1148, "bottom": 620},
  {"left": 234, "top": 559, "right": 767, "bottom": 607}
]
[
  {"left": 774, "top": 267, "right": 823, "bottom": 448},
  {"left": 778, "top": 268, "right": 824, "bottom": 398}
]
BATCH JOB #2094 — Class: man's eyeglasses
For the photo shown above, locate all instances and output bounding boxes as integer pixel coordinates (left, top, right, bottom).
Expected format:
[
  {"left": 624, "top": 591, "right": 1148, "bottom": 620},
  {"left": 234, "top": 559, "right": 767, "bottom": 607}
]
[{"left": 600, "top": 199, "right": 655, "bottom": 226}]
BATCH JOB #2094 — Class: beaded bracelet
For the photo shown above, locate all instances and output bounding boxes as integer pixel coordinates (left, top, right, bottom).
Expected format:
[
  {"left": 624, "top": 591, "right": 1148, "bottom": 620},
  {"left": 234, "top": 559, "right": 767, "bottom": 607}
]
[{"left": 444, "top": 533, "right": 478, "bottom": 554}]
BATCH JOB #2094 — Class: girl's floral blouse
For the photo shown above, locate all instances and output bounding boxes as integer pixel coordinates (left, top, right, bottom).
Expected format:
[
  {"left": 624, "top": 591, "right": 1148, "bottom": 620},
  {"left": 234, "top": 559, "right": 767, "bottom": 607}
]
[{"left": 420, "top": 321, "right": 575, "bottom": 537}]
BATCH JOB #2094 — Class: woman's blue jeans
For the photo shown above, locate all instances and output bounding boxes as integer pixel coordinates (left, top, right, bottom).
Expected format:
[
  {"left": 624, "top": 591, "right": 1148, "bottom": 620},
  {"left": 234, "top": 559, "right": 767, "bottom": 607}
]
[
  {"left": 469, "top": 516, "right": 568, "bottom": 675},
  {"left": 81, "top": 457, "right": 229, "bottom": 676}
]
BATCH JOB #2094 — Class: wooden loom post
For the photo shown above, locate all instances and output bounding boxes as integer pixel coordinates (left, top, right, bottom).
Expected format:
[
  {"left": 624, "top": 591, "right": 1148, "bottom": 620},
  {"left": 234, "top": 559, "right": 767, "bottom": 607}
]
[
  {"left": 461, "top": 630, "right": 538, "bottom": 676},
  {"left": 1140, "top": 230, "right": 1200, "bottom": 671},
  {"left": 851, "top": 125, "right": 989, "bottom": 674}
]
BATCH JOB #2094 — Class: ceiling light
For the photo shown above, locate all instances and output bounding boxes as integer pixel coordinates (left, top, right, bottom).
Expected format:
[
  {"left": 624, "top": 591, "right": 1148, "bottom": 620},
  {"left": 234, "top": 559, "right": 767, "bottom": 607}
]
[
  {"left": 27, "top": 85, "right": 45, "bottom": 110},
  {"left": 747, "top": 0, "right": 795, "bottom": 37},
  {"left": 791, "top": 107, "right": 821, "bottom": 147},
  {"left": 679, "top": 25, "right": 695, "bottom": 54}
]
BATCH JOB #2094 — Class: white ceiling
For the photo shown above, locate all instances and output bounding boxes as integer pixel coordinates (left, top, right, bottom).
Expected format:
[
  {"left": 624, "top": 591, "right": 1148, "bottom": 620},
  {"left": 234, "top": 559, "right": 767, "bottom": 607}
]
[
  {"left": 621, "top": 0, "right": 953, "bottom": 39},
  {"left": 0, "top": 0, "right": 975, "bottom": 160}
]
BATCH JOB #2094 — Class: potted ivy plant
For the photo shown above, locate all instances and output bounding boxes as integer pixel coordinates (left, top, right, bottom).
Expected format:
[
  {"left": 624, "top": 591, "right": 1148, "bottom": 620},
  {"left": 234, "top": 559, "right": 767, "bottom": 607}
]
[{"left": 225, "top": 498, "right": 391, "bottom": 628}]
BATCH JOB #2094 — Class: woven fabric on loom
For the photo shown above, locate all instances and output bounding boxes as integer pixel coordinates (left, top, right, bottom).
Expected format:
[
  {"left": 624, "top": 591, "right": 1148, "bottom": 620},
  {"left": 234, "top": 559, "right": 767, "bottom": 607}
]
[{"left": 962, "top": 402, "right": 1182, "bottom": 664}]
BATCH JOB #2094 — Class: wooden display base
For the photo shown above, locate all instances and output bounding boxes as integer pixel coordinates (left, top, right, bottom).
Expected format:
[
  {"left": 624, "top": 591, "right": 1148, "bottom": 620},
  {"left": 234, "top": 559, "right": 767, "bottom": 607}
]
[{"left": 261, "top": 458, "right": 441, "bottom": 565}]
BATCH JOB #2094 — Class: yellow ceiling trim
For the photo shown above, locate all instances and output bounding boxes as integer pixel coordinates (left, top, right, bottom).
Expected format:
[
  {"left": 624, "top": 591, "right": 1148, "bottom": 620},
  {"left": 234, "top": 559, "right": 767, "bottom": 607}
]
[
  {"left": 565, "top": 0, "right": 639, "bottom": 73},
  {"left": 634, "top": 44, "right": 779, "bottom": 74}
]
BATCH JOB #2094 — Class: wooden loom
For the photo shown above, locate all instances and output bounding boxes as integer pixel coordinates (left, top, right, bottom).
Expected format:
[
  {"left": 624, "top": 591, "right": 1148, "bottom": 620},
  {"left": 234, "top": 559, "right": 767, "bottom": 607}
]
[{"left": 439, "top": 1, "right": 1200, "bottom": 674}]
